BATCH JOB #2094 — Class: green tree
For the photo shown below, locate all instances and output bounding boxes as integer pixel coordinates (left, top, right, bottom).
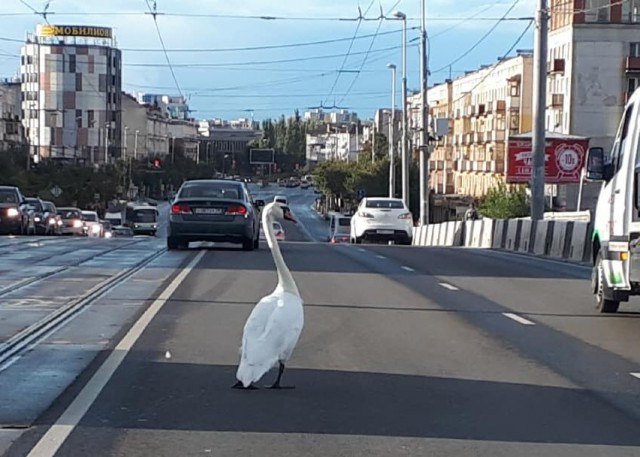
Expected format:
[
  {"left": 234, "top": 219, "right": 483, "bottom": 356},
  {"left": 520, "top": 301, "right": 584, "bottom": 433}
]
[{"left": 479, "top": 182, "right": 530, "bottom": 219}]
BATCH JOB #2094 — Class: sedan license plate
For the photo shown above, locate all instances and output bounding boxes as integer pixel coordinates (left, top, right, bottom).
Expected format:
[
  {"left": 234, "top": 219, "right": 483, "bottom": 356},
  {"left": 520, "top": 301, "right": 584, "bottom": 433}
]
[
  {"left": 194, "top": 208, "right": 224, "bottom": 215},
  {"left": 377, "top": 229, "right": 394, "bottom": 235}
]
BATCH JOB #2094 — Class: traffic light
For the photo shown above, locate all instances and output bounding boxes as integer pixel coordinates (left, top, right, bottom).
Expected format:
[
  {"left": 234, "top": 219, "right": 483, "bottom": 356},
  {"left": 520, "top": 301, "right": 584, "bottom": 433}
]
[{"left": 153, "top": 159, "right": 161, "bottom": 168}]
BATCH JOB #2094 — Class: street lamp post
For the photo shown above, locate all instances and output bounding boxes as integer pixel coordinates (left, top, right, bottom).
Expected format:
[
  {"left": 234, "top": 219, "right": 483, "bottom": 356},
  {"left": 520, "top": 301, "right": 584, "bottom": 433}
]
[
  {"left": 393, "top": 11, "right": 409, "bottom": 208},
  {"left": 387, "top": 63, "right": 397, "bottom": 198},
  {"left": 134, "top": 130, "right": 139, "bottom": 160}
]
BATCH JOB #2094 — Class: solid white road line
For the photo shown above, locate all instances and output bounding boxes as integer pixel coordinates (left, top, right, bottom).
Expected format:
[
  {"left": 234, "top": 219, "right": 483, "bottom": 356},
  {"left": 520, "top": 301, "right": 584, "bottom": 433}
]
[
  {"left": 631, "top": 372, "right": 640, "bottom": 380},
  {"left": 502, "top": 312, "right": 536, "bottom": 326},
  {"left": 377, "top": 255, "right": 387, "bottom": 260},
  {"left": 439, "top": 282, "right": 459, "bottom": 290},
  {"left": 26, "top": 250, "right": 206, "bottom": 457},
  {"left": 401, "top": 266, "right": 415, "bottom": 272}
]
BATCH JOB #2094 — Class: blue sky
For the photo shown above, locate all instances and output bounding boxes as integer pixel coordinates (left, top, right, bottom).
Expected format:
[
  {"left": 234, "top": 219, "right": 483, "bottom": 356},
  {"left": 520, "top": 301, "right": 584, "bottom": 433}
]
[{"left": 0, "top": 0, "right": 535, "bottom": 121}]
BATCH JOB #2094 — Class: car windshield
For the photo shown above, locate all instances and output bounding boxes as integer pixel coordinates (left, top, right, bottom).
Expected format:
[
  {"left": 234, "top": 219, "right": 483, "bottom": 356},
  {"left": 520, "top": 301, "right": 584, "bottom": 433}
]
[
  {"left": 180, "top": 183, "right": 242, "bottom": 199},
  {"left": 59, "top": 209, "right": 81, "bottom": 219},
  {"left": 132, "top": 209, "right": 157, "bottom": 222},
  {"left": 0, "top": 189, "right": 18, "bottom": 204},
  {"left": 82, "top": 213, "right": 98, "bottom": 222},
  {"left": 43, "top": 202, "right": 55, "bottom": 212},
  {"left": 26, "top": 199, "right": 44, "bottom": 212},
  {"left": 365, "top": 199, "right": 404, "bottom": 209}
]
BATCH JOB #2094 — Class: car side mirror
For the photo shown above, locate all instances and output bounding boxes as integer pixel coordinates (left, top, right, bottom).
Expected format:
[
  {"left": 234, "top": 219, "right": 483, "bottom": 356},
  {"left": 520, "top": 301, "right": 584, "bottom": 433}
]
[
  {"left": 585, "top": 147, "right": 609, "bottom": 181},
  {"left": 254, "top": 199, "right": 265, "bottom": 208}
]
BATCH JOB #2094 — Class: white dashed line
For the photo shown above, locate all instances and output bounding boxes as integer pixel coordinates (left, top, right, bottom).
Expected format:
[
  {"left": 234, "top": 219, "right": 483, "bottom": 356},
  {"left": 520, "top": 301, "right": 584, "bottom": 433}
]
[
  {"left": 439, "top": 282, "right": 459, "bottom": 291},
  {"left": 377, "top": 255, "right": 387, "bottom": 260},
  {"left": 401, "top": 266, "right": 415, "bottom": 272},
  {"left": 631, "top": 372, "right": 640, "bottom": 380},
  {"left": 357, "top": 248, "right": 366, "bottom": 252},
  {"left": 502, "top": 313, "right": 535, "bottom": 326}
]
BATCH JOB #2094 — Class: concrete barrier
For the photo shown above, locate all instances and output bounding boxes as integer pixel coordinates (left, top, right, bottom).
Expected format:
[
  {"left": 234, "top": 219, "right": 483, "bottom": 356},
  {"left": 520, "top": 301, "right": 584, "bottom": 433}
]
[{"left": 410, "top": 216, "right": 592, "bottom": 265}]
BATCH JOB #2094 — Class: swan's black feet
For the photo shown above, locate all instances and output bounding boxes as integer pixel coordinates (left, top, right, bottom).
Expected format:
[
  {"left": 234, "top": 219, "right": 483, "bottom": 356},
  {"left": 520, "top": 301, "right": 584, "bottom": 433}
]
[{"left": 232, "top": 381, "right": 258, "bottom": 390}]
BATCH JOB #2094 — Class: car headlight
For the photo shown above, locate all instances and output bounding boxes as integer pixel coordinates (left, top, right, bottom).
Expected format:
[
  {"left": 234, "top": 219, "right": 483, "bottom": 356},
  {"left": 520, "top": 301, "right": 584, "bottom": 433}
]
[
  {"left": 34, "top": 217, "right": 41, "bottom": 222},
  {"left": 104, "top": 231, "right": 112, "bottom": 238},
  {"left": 73, "top": 220, "right": 83, "bottom": 228},
  {"left": 57, "top": 220, "right": 63, "bottom": 226},
  {"left": 48, "top": 218, "right": 56, "bottom": 225},
  {"left": 6, "top": 208, "right": 19, "bottom": 217},
  {"left": 91, "top": 224, "right": 101, "bottom": 233}
]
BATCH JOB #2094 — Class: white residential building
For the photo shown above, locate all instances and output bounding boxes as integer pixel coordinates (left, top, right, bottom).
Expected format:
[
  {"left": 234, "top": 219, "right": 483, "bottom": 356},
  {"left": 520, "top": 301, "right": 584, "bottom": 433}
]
[{"left": 306, "top": 132, "right": 359, "bottom": 164}]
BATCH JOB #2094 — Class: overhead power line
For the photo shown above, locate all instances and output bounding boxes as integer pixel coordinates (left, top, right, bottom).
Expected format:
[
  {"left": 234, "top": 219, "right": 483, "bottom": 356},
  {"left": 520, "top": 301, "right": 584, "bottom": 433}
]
[
  {"left": 450, "top": 19, "right": 534, "bottom": 105},
  {"left": 143, "top": 0, "right": 182, "bottom": 97},
  {"left": 432, "top": 0, "right": 522, "bottom": 74}
]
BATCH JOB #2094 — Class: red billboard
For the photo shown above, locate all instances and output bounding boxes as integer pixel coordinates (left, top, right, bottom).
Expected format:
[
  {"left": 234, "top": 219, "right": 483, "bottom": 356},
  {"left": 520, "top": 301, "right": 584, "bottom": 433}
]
[{"left": 506, "top": 137, "right": 588, "bottom": 184}]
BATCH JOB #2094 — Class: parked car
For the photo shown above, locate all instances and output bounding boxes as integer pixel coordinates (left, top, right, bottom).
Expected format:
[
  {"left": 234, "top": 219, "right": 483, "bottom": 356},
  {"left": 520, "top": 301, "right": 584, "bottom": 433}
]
[
  {"left": 42, "top": 200, "right": 62, "bottom": 235},
  {"left": 100, "top": 220, "right": 113, "bottom": 238},
  {"left": 58, "top": 207, "right": 85, "bottom": 236},
  {"left": 167, "top": 179, "right": 263, "bottom": 250},
  {"left": 0, "top": 185, "right": 29, "bottom": 235},
  {"left": 328, "top": 214, "right": 351, "bottom": 242},
  {"left": 350, "top": 197, "right": 413, "bottom": 245}
]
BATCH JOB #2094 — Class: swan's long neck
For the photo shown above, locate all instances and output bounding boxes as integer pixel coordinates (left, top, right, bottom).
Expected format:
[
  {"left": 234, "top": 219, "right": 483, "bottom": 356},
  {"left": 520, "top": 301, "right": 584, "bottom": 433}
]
[{"left": 263, "top": 206, "right": 299, "bottom": 296}]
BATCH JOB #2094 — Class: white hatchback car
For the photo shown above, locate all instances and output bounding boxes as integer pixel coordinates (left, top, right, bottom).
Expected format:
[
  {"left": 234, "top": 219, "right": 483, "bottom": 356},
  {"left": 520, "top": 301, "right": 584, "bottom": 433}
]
[{"left": 350, "top": 197, "right": 413, "bottom": 245}]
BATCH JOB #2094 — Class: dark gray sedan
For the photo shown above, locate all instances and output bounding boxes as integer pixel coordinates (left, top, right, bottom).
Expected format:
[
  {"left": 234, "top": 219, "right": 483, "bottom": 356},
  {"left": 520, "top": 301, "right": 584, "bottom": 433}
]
[{"left": 167, "top": 179, "right": 264, "bottom": 250}]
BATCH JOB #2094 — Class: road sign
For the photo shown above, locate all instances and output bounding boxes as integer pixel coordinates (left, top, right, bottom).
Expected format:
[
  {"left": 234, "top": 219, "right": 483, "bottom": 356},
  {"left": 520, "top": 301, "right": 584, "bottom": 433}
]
[
  {"left": 250, "top": 148, "right": 275, "bottom": 165},
  {"left": 357, "top": 189, "right": 366, "bottom": 200},
  {"left": 50, "top": 185, "right": 62, "bottom": 198}
]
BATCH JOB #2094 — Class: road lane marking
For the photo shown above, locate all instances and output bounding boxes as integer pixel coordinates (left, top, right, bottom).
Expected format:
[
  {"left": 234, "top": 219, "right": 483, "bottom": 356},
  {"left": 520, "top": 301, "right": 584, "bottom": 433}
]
[
  {"left": 439, "top": 282, "right": 459, "bottom": 290},
  {"left": 401, "top": 266, "right": 415, "bottom": 272},
  {"left": 376, "top": 255, "right": 387, "bottom": 260},
  {"left": 631, "top": 372, "right": 640, "bottom": 380},
  {"left": 502, "top": 313, "right": 535, "bottom": 326},
  {"left": 25, "top": 250, "right": 207, "bottom": 457},
  {"left": 357, "top": 248, "right": 366, "bottom": 252}
]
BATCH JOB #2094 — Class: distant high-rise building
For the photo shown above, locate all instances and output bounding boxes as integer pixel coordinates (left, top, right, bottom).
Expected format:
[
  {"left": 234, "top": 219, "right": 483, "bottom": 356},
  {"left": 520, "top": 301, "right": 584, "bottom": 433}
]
[
  {"left": 21, "top": 24, "right": 122, "bottom": 163},
  {"left": 135, "top": 93, "right": 191, "bottom": 120}
]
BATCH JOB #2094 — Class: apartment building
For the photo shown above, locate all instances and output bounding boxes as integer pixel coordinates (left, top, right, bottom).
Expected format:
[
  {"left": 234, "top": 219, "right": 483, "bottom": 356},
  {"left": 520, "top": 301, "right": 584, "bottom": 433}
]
[
  {"left": 21, "top": 24, "right": 122, "bottom": 163},
  {"left": 420, "top": 51, "right": 534, "bottom": 198},
  {"left": 546, "top": 0, "right": 640, "bottom": 209},
  {"left": 0, "top": 79, "right": 23, "bottom": 151}
]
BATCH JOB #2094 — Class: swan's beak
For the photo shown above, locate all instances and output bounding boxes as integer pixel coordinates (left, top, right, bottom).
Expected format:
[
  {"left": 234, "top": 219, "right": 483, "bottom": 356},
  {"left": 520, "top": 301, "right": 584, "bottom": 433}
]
[{"left": 283, "top": 210, "right": 297, "bottom": 224}]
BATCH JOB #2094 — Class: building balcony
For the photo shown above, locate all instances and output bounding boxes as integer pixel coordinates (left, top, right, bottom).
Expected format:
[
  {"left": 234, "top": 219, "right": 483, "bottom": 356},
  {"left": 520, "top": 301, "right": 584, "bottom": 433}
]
[
  {"left": 547, "top": 58, "right": 565, "bottom": 75},
  {"left": 508, "top": 96, "right": 520, "bottom": 110},
  {"left": 549, "top": 93, "right": 564, "bottom": 108},
  {"left": 625, "top": 56, "right": 640, "bottom": 73},
  {"left": 486, "top": 130, "right": 506, "bottom": 143},
  {"left": 473, "top": 131, "right": 485, "bottom": 143}
]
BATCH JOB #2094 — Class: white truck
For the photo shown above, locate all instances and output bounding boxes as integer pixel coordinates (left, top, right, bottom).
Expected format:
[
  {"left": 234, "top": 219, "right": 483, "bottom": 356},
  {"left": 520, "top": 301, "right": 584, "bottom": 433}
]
[{"left": 586, "top": 91, "right": 640, "bottom": 313}]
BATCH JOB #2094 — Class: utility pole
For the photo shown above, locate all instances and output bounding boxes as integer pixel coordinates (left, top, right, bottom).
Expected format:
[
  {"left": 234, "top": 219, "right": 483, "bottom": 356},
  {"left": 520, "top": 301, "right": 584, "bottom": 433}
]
[
  {"left": 387, "top": 64, "right": 397, "bottom": 198},
  {"left": 400, "top": 15, "right": 409, "bottom": 207},
  {"left": 419, "top": 0, "right": 429, "bottom": 225},
  {"left": 531, "top": 0, "right": 548, "bottom": 220}
]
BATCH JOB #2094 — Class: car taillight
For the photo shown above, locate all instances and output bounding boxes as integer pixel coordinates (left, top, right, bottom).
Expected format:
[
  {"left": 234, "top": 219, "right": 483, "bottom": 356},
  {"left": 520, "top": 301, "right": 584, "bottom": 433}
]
[
  {"left": 226, "top": 205, "right": 247, "bottom": 216},
  {"left": 171, "top": 203, "right": 192, "bottom": 214},
  {"left": 398, "top": 212, "right": 412, "bottom": 219},
  {"left": 358, "top": 211, "right": 374, "bottom": 218}
]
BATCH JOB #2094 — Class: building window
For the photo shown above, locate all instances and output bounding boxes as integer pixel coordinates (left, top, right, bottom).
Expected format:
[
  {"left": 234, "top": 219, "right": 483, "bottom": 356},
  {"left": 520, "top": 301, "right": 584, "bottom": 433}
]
[
  {"left": 585, "top": 0, "right": 610, "bottom": 23},
  {"left": 69, "top": 54, "right": 76, "bottom": 73},
  {"left": 76, "top": 109, "right": 82, "bottom": 128},
  {"left": 87, "top": 110, "right": 94, "bottom": 126},
  {"left": 622, "top": 0, "right": 640, "bottom": 23},
  {"left": 631, "top": 42, "right": 640, "bottom": 57},
  {"left": 26, "top": 55, "right": 33, "bottom": 64},
  {"left": 510, "top": 84, "right": 520, "bottom": 97},
  {"left": 628, "top": 76, "right": 640, "bottom": 93},
  {"left": 75, "top": 73, "right": 83, "bottom": 91}
]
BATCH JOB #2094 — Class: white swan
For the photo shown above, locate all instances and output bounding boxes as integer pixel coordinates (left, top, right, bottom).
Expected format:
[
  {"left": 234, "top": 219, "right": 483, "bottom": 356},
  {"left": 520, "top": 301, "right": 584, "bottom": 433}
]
[{"left": 233, "top": 201, "right": 304, "bottom": 389}]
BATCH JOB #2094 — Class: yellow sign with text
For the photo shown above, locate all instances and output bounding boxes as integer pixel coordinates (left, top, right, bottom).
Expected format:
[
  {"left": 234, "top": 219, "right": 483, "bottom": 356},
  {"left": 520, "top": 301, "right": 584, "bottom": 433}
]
[{"left": 37, "top": 25, "right": 113, "bottom": 39}]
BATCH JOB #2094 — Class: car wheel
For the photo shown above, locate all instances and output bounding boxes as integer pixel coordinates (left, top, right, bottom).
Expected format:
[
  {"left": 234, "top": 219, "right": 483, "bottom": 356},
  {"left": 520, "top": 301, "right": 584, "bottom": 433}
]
[
  {"left": 242, "top": 236, "right": 255, "bottom": 251},
  {"left": 593, "top": 252, "right": 620, "bottom": 313}
]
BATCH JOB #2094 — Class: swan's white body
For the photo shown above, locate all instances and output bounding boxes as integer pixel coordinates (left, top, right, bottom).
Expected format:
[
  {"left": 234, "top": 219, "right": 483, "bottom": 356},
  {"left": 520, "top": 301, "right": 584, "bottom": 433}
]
[{"left": 235, "top": 202, "right": 304, "bottom": 387}]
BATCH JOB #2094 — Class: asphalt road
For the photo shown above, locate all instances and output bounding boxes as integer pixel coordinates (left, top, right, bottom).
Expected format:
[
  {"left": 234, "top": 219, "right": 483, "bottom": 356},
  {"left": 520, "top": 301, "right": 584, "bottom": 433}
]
[{"left": 3, "top": 187, "right": 640, "bottom": 456}]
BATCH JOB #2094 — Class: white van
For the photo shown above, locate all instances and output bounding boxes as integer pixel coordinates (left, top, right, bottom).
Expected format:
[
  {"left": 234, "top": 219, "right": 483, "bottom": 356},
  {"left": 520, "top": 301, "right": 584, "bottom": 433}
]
[{"left": 585, "top": 90, "right": 640, "bottom": 313}]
